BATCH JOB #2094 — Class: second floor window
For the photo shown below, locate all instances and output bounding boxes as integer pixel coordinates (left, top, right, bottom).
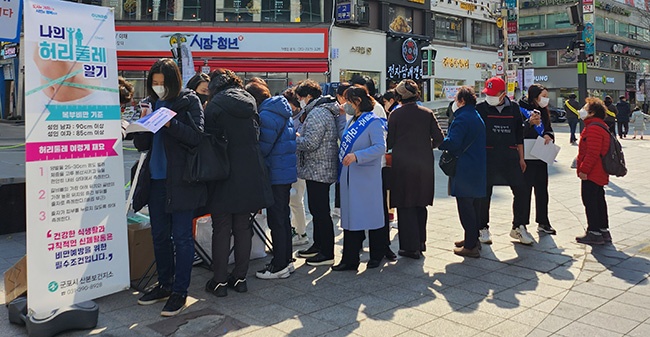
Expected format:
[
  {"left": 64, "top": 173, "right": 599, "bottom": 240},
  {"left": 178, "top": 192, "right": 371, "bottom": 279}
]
[
  {"left": 472, "top": 20, "right": 496, "bottom": 46},
  {"left": 434, "top": 15, "right": 464, "bottom": 42}
]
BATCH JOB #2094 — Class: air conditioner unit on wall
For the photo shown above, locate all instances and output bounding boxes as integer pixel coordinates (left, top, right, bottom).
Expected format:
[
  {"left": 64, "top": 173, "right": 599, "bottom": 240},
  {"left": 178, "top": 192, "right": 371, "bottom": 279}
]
[{"left": 335, "top": 0, "right": 369, "bottom": 26}]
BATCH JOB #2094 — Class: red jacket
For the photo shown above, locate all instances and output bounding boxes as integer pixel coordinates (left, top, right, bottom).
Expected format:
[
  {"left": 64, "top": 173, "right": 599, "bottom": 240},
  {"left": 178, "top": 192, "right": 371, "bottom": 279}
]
[{"left": 577, "top": 118, "right": 610, "bottom": 186}]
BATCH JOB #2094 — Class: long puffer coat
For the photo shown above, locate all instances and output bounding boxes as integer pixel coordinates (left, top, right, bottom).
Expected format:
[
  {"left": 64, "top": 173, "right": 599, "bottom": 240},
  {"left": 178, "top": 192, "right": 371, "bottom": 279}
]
[{"left": 203, "top": 87, "right": 274, "bottom": 214}]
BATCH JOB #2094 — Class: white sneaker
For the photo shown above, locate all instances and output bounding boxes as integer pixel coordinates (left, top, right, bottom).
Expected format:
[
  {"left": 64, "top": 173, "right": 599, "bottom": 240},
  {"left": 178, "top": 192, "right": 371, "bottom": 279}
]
[
  {"left": 256, "top": 264, "right": 291, "bottom": 280},
  {"left": 510, "top": 225, "right": 535, "bottom": 245},
  {"left": 331, "top": 207, "right": 341, "bottom": 217},
  {"left": 479, "top": 228, "right": 492, "bottom": 244},
  {"left": 292, "top": 232, "right": 309, "bottom": 246},
  {"left": 288, "top": 261, "right": 295, "bottom": 273}
]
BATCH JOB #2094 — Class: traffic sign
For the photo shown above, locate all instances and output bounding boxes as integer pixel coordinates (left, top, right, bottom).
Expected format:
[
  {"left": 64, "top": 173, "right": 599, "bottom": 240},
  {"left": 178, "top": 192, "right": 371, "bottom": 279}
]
[{"left": 496, "top": 62, "right": 504, "bottom": 76}]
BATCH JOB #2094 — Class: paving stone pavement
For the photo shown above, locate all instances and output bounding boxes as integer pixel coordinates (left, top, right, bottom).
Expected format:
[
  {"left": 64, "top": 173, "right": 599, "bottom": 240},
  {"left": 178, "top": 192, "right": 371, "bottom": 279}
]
[{"left": 1, "top": 122, "right": 650, "bottom": 336}]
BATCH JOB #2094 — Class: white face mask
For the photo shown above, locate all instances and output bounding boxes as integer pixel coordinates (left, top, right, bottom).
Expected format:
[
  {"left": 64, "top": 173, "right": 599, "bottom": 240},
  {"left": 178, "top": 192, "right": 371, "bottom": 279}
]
[
  {"left": 299, "top": 99, "right": 307, "bottom": 109},
  {"left": 579, "top": 108, "right": 588, "bottom": 120},
  {"left": 451, "top": 101, "right": 460, "bottom": 112},
  {"left": 485, "top": 95, "right": 502, "bottom": 107},
  {"left": 538, "top": 96, "right": 550, "bottom": 108},
  {"left": 152, "top": 85, "right": 166, "bottom": 99}
]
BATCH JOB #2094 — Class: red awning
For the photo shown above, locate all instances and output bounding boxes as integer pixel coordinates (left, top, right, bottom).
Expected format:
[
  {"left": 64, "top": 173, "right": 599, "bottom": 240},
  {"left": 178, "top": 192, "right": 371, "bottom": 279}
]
[{"left": 119, "top": 58, "right": 328, "bottom": 73}]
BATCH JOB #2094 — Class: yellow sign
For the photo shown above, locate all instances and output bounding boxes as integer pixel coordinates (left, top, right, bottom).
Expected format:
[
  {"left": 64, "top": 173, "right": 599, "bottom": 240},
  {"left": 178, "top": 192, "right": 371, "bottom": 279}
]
[
  {"left": 408, "top": 0, "right": 425, "bottom": 3},
  {"left": 496, "top": 17, "right": 503, "bottom": 28},
  {"left": 460, "top": 2, "right": 476, "bottom": 11},
  {"left": 442, "top": 57, "right": 470, "bottom": 69}
]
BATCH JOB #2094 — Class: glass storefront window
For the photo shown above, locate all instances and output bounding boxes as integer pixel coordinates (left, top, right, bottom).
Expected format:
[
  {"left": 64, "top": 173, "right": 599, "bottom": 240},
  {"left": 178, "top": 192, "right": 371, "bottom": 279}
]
[
  {"left": 546, "top": 51, "right": 557, "bottom": 67},
  {"left": 608, "top": 19, "right": 616, "bottom": 35},
  {"left": 546, "top": 13, "right": 571, "bottom": 29},
  {"left": 612, "top": 55, "right": 621, "bottom": 70},
  {"left": 433, "top": 14, "right": 464, "bottom": 42},
  {"left": 519, "top": 15, "right": 544, "bottom": 31},
  {"left": 119, "top": 71, "right": 148, "bottom": 102},
  {"left": 472, "top": 21, "right": 496, "bottom": 46},
  {"left": 300, "top": 0, "right": 322, "bottom": 23},
  {"left": 596, "top": 16, "right": 605, "bottom": 33},
  {"left": 339, "top": 70, "right": 381, "bottom": 94},
  {"left": 531, "top": 51, "right": 547, "bottom": 67},
  {"left": 261, "top": 0, "right": 290, "bottom": 22},
  {"left": 434, "top": 78, "right": 465, "bottom": 100},
  {"left": 474, "top": 80, "right": 485, "bottom": 98},
  {"left": 221, "top": 0, "right": 255, "bottom": 22},
  {"left": 619, "top": 23, "right": 630, "bottom": 38}
]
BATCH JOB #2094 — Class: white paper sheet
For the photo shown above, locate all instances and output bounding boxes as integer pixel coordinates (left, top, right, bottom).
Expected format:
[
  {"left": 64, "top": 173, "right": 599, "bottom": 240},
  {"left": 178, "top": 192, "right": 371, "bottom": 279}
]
[
  {"left": 125, "top": 107, "right": 177, "bottom": 134},
  {"left": 529, "top": 136, "right": 561, "bottom": 164}
]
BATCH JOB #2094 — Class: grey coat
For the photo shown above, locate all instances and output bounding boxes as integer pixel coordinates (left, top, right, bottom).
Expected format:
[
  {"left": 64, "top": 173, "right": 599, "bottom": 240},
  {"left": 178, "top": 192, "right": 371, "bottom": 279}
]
[
  {"left": 631, "top": 110, "right": 649, "bottom": 131},
  {"left": 296, "top": 96, "right": 344, "bottom": 184}
]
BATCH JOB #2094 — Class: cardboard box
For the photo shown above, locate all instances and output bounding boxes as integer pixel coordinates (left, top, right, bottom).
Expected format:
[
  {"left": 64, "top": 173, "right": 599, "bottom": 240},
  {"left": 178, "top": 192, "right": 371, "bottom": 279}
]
[
  {"left": 127, "top": 219, "right": 156, "bottom": 282},
  {"left": 4, "top": 255, "right": 27, "bottom": 304}
]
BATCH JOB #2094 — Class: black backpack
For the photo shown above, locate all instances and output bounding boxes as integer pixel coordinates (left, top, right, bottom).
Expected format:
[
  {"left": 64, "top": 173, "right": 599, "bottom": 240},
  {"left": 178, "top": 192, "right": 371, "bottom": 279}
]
[{"left": 590, "top": 123, "right": 627, "bottom": 177}]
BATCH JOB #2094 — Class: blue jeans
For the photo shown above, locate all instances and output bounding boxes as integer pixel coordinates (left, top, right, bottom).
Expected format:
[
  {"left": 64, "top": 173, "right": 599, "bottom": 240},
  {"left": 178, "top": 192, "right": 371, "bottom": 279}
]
[{"left": 148, "top": 179, "right": 195, "bottom": 295}]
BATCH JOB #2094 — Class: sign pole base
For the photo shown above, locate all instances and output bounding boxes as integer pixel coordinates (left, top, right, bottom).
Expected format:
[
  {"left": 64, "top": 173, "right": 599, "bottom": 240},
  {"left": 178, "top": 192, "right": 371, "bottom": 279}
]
[{"left": 8, "top": 296, "right": 99, "bottom": 337}]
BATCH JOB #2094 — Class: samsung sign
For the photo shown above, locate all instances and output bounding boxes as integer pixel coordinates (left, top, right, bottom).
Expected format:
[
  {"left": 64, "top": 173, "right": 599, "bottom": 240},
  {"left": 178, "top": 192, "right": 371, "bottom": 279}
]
[
  {"left": 595, "top": 75, "right": 615, "bottom": 84},
  {"left": 534, "top": 75, "right": 549, "bottom": 82}
]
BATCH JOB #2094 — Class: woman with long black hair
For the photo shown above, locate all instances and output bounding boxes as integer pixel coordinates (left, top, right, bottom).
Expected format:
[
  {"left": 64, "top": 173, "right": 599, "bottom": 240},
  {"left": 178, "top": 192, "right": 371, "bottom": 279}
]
[
  {"left": 132, "top": 58, "right": 206, "bottom": 317},
  {"left": 515, "top": 83, "right": 556, "bottom": 239}
]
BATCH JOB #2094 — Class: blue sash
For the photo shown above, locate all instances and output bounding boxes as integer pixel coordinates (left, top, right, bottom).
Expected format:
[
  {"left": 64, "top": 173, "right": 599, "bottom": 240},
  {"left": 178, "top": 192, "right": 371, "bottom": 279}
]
[
  {"left": 519, "top": 106, "right": 545, "bottom": 137},
  {"left": 338, "top": 112, "right": 385, "bottom": 180}
]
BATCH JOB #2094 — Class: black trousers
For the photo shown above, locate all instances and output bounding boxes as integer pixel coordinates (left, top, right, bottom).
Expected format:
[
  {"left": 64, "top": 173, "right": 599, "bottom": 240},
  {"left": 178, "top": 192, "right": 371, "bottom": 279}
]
[
  {"left": 397, "top": 207, "right": 427, "bottom": 252},
  {"left": 341, "top": 228, "right": 385, "bottom": 265},
  {"left": 456, "top": 197, "right": 480, "bottom": 249},
  {"left": 267, "top": 184, "right": 292, "bottom": 269},
  {"left": 581, "top": 180, "right": 609, "bottom": 232},
  {"left": 513, "top": 160, "right": 550, "bottom": 227},
  {"left": 618, "top": 121, "right": 629, "bottom": 137},
  {"left": 211, "top": 212, "right": 251, "bottom": 282},
  {"left": 334, "top": 182, "right": 340, "bottom": 208},
  {"left": 476, "top": 183, "right": 525, "bottom": 230},
  {"left": 306, "top": 180, "right": 334, "bottom": 259}
]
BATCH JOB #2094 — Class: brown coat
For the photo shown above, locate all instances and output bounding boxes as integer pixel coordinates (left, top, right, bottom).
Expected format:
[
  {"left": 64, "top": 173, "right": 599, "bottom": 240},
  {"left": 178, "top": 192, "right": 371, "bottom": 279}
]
[{"left": 387, "top": 102, "right": 444, "bottom": 208}]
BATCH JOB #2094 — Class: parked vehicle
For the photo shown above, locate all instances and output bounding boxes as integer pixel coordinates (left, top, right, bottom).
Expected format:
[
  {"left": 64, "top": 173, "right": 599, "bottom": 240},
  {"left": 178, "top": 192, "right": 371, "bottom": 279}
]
[{"left": 548, "top": 106, "right": 567, "bottom": 123}]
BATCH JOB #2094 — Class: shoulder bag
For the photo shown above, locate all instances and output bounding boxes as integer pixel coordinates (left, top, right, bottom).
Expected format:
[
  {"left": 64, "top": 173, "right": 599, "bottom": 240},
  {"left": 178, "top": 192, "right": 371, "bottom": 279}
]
[
  {"left": 182, "top": 111, "right": 230, "bottom": 183},
  {"left": 439, "top": 136, "right": 477, "bottom": 177}
]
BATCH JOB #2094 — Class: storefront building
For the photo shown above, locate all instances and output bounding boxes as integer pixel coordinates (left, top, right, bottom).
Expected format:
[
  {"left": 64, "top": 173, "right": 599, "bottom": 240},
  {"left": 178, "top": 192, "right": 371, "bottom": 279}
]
[
  {"left": 0, "top": 43, "right": 19, "bottom": 120},
  {"left": 330, "top": 27, "right": 386, "bottom": 94},
  {"left": 518, "top": 0, "right": 650, "bottom": 108},
  {"left": 115, "top": 26, "right": 329, "bottom": 98},
  {"left": 427, "top": 0, "right": 499, "bottom": 104}
]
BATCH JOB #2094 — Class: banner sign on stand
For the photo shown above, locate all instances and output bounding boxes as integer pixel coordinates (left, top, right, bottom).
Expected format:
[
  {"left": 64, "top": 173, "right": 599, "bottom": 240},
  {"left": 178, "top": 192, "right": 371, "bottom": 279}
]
[
  {"left": 0, "top": 0, "right": 23, "bottom": 42},
  {"left": 24, "top": 0, "right": 129, "bottom": 315},
  {"left": 583, "top": 0, "right": 595, "bottom": 63}
]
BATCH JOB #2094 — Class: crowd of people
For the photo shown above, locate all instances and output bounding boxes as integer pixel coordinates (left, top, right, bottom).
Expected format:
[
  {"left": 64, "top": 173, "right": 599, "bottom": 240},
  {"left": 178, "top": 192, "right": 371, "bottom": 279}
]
[{"left": 118, "top": 61, "right": 633, "bottom": 317}]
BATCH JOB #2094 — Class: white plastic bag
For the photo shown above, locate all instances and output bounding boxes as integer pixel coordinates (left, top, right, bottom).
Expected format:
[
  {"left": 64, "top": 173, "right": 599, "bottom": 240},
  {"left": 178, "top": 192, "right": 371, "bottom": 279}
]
[{"left": 193, "top": 214, "right": 268, "bottom": 265}]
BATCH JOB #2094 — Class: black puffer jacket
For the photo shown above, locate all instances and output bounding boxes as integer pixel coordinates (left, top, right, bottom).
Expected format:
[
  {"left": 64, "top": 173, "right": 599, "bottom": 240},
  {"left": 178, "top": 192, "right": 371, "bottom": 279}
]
[
  {"left": 204, "top": 87, "right": 274, "bottom": 214},
  {"left": 132, "top": 89, "right": 207, "bottom": 212}
]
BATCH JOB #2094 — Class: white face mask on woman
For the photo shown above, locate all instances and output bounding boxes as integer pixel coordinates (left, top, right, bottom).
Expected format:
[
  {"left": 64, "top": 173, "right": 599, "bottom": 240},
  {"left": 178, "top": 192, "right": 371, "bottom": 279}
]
[
  {"left": 152, "top": 85, "right": 166, "bottom": 99},
  {"left": 538, "top": 96, "right": 550, "bottom": 108},
  {"left": 579, "top": 108, "right": 588, "bottom": 119},
  {"left": 451, "top": 101, "right": 460, "bottom": 113},
  {"left": 485, "top": 95, "right": 502, "bottom": 107}
]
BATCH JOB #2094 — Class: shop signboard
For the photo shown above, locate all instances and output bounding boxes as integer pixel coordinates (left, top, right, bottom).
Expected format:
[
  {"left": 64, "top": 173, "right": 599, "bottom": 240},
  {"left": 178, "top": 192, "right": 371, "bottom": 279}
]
[
  {"left": 24, "top": 0, "right": 129, "bottom": 315},
  {"left": 386, "top": 36, "right": 424, "bottom": 81},
  {"left": 115, "top": 26, "right": 328, "bottom": 59},
  {"left": 0, "top": 0, "right": 22, "bottom": 42}
]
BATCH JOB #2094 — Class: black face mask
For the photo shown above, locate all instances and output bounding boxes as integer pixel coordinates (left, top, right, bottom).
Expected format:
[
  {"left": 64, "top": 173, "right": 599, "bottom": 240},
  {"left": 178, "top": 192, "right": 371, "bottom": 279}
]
[{"left": 197, "top": 94, "right": 209, "bottom": 105}]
